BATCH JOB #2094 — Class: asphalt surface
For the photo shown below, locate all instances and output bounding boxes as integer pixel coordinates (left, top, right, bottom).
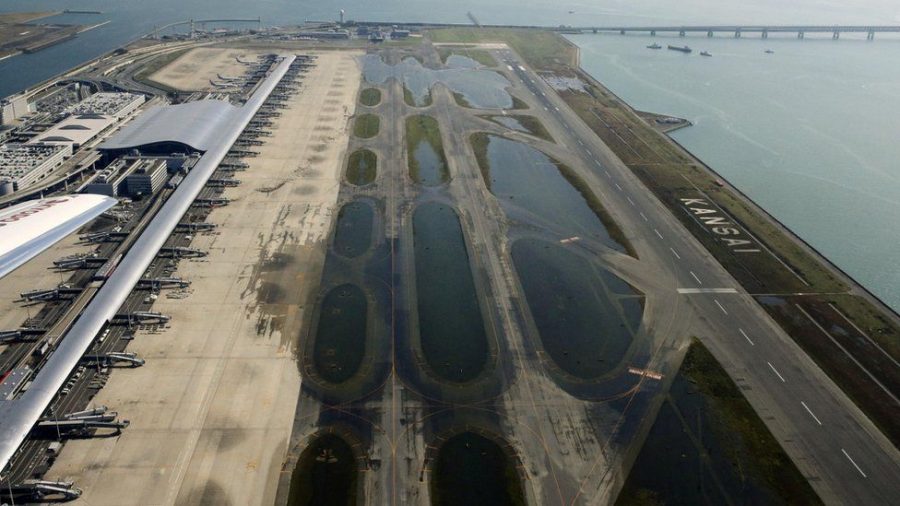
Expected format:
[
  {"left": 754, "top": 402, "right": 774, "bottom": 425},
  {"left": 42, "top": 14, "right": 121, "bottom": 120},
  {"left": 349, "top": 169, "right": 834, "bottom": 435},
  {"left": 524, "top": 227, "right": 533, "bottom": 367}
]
[{"left": 494, "top": 47, "right": 900, "bottom": 504}]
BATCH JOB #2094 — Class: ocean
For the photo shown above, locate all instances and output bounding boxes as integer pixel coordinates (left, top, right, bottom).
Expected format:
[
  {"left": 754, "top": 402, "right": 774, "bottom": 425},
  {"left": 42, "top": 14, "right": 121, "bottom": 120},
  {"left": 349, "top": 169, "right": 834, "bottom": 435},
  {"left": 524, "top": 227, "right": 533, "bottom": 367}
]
[{"left": 1, "top": 0, "right": 899, "bottom": 310}]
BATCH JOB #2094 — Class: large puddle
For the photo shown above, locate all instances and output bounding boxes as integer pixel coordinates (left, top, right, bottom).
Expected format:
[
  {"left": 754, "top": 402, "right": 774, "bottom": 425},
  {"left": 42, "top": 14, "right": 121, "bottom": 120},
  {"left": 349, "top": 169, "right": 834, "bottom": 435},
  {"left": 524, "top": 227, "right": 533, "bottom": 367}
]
[
  {"left": 346, "top": 149, "right": 377, "bottom": 186},
  {"left": 312, "top": 284, "right": 367, "bottom": 383},
  {"left": 287, "top": 433, "right": 358, "bottom": 506},
  {"left": 362, "top": 54, "right": 513, "bottom": 109},
  {"left": 491, "top": 115, "right": 530, "bottom": 133},
  {"left": 431, "top": 432, "right": 526, "bottom": 506},
  {"left": 332, "top": 201, "right": 374, "bottom": 258},
  {"left": 511, "top": 239, "right": 640, "bottom": 379},
  {"left": 484, "top": 115, "right": 553, "bottom": 142},
  {"left": 407, "top": 115, "right": 449, "bottom": 186},
  {"left": 476, "top": 134, "right": 626, "bottom": 252},
  {"left": 413, "top": 202, "right": 488, "bottom": 383}
]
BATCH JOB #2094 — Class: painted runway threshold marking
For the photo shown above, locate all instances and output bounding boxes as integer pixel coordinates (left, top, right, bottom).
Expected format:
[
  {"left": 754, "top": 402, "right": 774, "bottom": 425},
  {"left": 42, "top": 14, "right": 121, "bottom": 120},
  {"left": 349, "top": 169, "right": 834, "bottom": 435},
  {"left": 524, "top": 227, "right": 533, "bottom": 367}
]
[
  {"left": 801, "top": 401, "right": 823, "bottom": 426},
  {"left": 767, "top": 361, "right": 786, "bottom": 382},
  {"left": 677, "top": 288, "right": 737, "bottom": 294},
  {"left": 738, "top": 328, "right": 755, "bottom": 346},
  {"left": 841, "top": 449, "right": 867, "bottom": 478}
]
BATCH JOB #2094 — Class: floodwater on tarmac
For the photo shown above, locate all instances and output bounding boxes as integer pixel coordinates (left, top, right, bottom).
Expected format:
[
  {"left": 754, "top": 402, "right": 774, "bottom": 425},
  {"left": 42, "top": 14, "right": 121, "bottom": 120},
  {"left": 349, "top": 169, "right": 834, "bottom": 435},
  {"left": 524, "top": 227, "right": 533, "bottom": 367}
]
[
  {"left": 407, "top": 115, "right": 449, "bottom": 186},
  {"left": 287, "top": 433, "right": 358, "bottom": 506},
  {"left": 478, "top": 134, "right": 626, "bottom": 252},
  {"left": 413, "top": 202, "right": 489, "bottom": 383},
  {"left": 511, "top": 238, "right": 641, "bottom": 379},
  {"left": 332, "top": 201, "right": 374, "bottom": 258},
  {"left": 361, "top": 54, "right": 513, "bottom": 108},
  {"left": 312, "top": 284, "right": 368, "bottom": 383},
  {"left": 490, "top": 115, "right": 530, "bottom": 133},
  {"left": 346, "top": 148, "right": 377, "bottom": 185},
  {"left": 410, "top": 137, "right": 447, "bottom": 185},
  {"left": 431, "top": 432, "right": 526, "bottom": 506}
]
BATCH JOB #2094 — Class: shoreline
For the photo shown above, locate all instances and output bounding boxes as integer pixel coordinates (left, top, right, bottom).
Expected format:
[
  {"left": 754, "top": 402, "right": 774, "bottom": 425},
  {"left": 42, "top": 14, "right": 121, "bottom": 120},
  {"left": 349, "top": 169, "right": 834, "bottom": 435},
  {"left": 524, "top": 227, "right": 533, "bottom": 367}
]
[
  {"left": 568, "top": 46, "right": 900, "bottom": 323},
  {"left": 1, "top": 18, "right": 897, "bottom": 347}
]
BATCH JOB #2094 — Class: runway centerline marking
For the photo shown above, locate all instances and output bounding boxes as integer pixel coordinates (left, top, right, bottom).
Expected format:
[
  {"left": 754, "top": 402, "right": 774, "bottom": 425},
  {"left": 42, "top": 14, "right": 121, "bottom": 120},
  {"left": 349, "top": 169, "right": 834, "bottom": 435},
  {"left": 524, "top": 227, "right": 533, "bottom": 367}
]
[
  {"left": 767, "top": 361, "right": 786, "bottom": 382},
  {"left": 615, "top": 183, "right": 623, "bottom": 191},
  {"left": 801, "top": 401, "right": 823, "bottom": 426},
  {"left": 841, "top": 449, "right": 867, "bottom": 478},
  {"left": 653, "top": 228, "right": 663, "bottom": 239},
  {"left": 738, "top": 328, "right": 755, "bottom": 346},
  {"left": 690, "top": 271, "right": 702, "bottom": 284},
  {"left": 627, "top": 196, "right": 635, "bottom": 206},
  {"left": 714, "top": 299, "right": 728, "bottom": 314},
  {"left": 639, "top": 212, "right": 648, "bottom": 222},
  {"left": 677, "top": 288, "right": 737, "bottom": 294},
  {"left": 670, "top": 247, "right": 681, "bottom": 259}
]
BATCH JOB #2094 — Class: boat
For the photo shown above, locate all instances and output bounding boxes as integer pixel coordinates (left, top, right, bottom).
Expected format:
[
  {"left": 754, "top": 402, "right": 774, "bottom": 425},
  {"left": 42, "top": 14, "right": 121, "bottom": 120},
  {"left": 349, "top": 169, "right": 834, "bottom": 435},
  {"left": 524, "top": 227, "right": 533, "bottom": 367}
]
[
  {"left": 765, "top": 49, "right": 775, "bottom": 54},
  {"left": 700, "top": 51, "right": 712, "bottom": 57},
  {"left": 668, "top": 45, "right": 692, "bottom": 53},
  {"left": 646, "top": 43, "right": 662, "bottom": 49}
]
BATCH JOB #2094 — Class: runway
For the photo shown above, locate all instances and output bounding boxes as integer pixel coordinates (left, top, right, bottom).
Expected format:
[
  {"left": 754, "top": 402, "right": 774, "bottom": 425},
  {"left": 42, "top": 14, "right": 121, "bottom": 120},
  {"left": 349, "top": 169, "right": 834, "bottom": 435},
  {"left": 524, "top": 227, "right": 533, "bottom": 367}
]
[{"left": 493, "top": 46, "right": 900, "bottom": 504}]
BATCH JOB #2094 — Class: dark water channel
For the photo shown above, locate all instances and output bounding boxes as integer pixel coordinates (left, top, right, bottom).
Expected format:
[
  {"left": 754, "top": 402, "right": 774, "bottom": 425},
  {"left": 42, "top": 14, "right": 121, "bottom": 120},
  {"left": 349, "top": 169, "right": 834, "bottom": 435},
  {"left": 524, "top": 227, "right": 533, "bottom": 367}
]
[
  {"left": 413, "top": 202, "right": 489, "bottom": 383},
  {"left": 362, "top": 54, "right": 514, "bottom": 109},
  {"left": 431, "top": 432, "right": 526, "bottom": 506},
  {"left": 346, "top": 149, "right": 377, "bottom": 186},
  {"left": 312, "top": 284, "right": 368, "bottom": 384},
  {"left": 332, "top": 201, "right": 374, "bottom": 259},
  {"left": 410, "top": 137, "right": 447, "bottom": 186},
  {"left": 479, "top": 135, "right": 625, "bottom": 252},
  {"left": 490, "top": 115, "right": 529, "bottom": 133},
  {"left": 287, "top": 433, "right": 358, "bottom": 506},
  {"left": 511, "top": 239, "right": 640, "bottom": 379}
]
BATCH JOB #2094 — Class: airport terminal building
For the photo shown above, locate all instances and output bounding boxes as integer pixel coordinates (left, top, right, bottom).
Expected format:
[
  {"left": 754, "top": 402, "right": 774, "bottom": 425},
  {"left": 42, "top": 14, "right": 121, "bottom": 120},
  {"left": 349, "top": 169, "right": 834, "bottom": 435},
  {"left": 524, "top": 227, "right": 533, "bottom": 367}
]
[{"left": 0, "top": 143, "right": 72, "bottom": 195}]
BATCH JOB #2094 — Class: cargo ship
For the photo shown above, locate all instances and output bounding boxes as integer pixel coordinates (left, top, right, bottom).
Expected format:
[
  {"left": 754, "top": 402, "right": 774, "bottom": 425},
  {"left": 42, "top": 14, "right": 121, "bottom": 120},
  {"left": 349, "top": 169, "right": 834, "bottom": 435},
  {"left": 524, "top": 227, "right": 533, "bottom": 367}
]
[
  {"left": 668, "top": 45, "right": 692, "bottom": 53},
  {"left": 700, "top": 51, "right": 712, "bottom": 57},
  {"left": 646, "top": 42, "right": 662, "bottom": 49}
]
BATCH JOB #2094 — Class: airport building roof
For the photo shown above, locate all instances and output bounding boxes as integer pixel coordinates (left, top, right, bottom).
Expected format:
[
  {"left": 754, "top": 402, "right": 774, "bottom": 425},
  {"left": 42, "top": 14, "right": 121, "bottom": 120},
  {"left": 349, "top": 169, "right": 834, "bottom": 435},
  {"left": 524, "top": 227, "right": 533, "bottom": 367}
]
[
  {"left": 66, "top": 92, "right": 145, "bottom": 119},
  {"left": 27, "top": 113, "right": 116, "bottom": 149},
  {"left": 0, "top": 143, "right": 72, "bottom": 192},
  {"left": 99, "top": 99, "right": 245, "bottom": 153},
  {"left": 0, "top": 143, "right": 69, "bottom": 177}
]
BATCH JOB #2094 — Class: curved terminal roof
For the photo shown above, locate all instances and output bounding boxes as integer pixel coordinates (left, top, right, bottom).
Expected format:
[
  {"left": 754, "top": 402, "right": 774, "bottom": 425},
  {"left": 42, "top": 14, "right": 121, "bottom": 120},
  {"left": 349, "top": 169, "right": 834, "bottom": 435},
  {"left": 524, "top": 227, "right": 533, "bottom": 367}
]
[
  {"left": 0, "top": 55, "right": 296, "bottom": 476},
  {"left": 99, "top": 99, "right": 244, "bottom": 153},
  {"left": 0, "top": 195, "right": 117, "bottom": 279}
]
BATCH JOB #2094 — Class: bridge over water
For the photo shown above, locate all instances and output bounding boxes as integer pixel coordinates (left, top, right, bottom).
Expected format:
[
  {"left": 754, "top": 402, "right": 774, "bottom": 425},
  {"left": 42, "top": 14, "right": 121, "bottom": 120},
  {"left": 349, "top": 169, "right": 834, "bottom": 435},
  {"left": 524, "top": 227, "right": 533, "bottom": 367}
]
[
  {"left": 148, "top": 18, "right": 261, "bottom": 39},
  {"left": 570, "top": 25, "right": 900, "bottom": 40}
]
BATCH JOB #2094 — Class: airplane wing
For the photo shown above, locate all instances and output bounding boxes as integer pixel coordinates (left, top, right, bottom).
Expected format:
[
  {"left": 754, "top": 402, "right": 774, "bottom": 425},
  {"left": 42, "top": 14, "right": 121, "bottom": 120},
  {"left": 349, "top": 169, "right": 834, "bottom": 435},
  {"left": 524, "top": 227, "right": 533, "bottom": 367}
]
[{"left": 0, "top": 195, "right": 117, "bottom": 279}]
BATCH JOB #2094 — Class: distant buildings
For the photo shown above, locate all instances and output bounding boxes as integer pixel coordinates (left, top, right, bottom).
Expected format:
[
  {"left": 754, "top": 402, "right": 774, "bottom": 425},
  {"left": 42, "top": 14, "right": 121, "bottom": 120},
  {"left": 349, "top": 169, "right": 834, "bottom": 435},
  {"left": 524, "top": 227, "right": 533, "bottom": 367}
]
[
  {"left": 0, "top": 96, "right": 35, "bottom": 125},
  {"left": 80, "top": 157, "right": 167, "bottom": 198},
  {"left": 65, "top": 92, "right": 144, "bottom": 119},
  {"left": 0, "top": 143, "right": 71, "bottom": 195},
  {"left": 0, "top": 92, "right": 145, "bottom": 195}
]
